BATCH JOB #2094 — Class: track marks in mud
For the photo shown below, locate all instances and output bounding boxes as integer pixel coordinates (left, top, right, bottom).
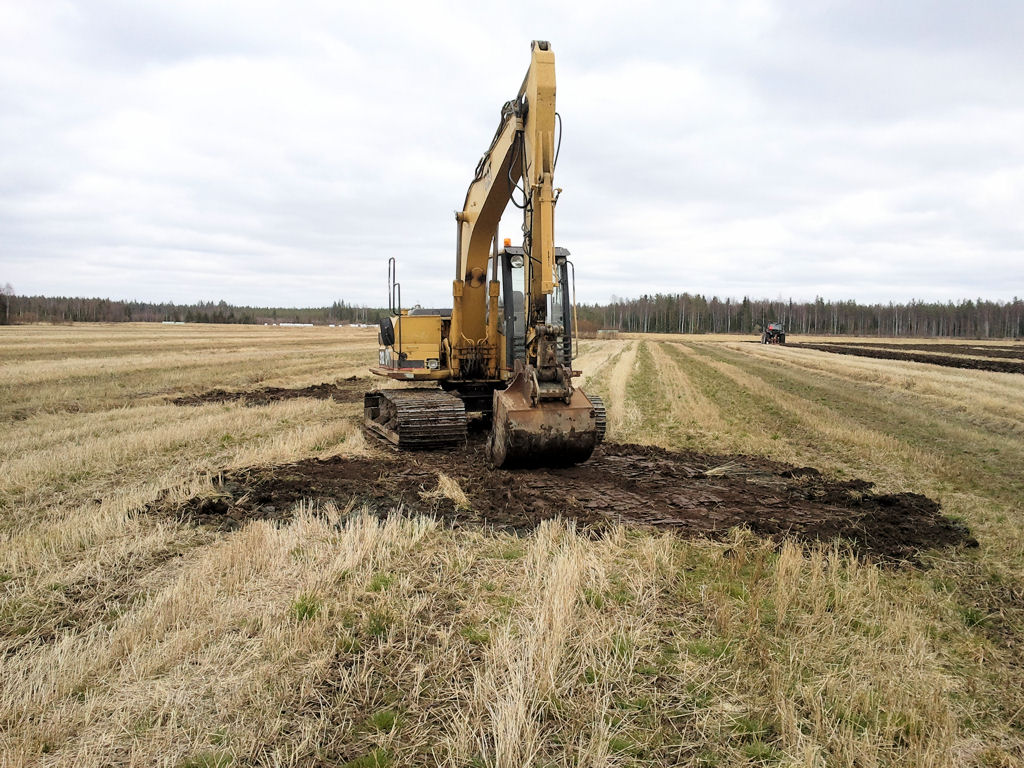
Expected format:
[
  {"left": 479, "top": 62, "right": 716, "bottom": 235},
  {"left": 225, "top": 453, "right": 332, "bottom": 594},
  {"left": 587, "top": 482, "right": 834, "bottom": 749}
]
[
  {"left": 148, "top": 442, "right": 977, "bottom": 563},
  {"left": 171, "top": 376, "right": 364, "bottom": 406}
]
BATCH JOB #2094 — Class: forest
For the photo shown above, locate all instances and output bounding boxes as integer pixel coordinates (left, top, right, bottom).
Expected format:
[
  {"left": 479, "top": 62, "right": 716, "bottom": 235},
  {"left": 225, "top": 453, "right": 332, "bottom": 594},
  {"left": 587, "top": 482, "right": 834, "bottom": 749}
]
[
  {"left": 574, "top": 294, "right": 1024, "bottom": 338},
  {"left": 0, "top": 293, "right": 381, "bottom": 327},
  {"left": 1, "top": 287, "right": 1021, "bottom": 338}
]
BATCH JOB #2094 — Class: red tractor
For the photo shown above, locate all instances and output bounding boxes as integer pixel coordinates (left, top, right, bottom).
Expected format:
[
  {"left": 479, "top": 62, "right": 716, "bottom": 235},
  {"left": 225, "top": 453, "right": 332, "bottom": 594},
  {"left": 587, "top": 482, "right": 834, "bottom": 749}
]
[{"left": 761, "top": 323, "right": 786, "bottom": 344}]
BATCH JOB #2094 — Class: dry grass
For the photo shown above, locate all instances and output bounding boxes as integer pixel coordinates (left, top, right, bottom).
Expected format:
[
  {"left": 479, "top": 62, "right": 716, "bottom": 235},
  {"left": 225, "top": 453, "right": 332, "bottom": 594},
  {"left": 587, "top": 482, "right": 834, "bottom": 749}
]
[
  {"left": 420, "top": 473, "right": 472, "bottom": 510},
  {"left": 1, "top": 324, "right": 1022, "bottom": 766}
]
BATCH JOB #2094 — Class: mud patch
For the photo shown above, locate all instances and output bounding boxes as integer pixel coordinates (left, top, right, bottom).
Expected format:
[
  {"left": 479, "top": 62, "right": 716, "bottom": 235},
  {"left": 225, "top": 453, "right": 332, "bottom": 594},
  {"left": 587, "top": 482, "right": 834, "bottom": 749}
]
[
  {"left": 793, "top": 343, "right": 1024, "bottom": 374},
  {"left": 171, "top": 376, "right": 364, "bottom": 406},
  {"left": 148, "top": 442, "right": 976, "bottom": 562}
]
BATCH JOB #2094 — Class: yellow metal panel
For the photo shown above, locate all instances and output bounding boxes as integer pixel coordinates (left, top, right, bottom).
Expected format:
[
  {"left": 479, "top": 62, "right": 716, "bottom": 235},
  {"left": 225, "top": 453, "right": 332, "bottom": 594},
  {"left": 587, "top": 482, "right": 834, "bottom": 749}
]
[{"left": 395, "top": 314, "right": 441, "bottom": 345}]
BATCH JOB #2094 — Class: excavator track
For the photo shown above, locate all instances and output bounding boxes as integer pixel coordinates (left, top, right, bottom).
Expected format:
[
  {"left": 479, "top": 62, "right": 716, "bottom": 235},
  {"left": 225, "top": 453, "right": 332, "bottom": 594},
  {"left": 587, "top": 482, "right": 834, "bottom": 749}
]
[
  {"left": 364, "top": 388, "right": 467, "bottom": 449},
  {"left": 589, "top": 394, "right": 607, "bottom": 443}
]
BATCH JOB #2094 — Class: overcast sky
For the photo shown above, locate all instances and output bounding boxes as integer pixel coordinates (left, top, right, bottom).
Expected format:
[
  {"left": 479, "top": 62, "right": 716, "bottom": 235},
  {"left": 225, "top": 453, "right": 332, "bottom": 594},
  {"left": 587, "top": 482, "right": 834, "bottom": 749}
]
[{"left": 1, "top": 0, "right": 1022, "bottom": 307}]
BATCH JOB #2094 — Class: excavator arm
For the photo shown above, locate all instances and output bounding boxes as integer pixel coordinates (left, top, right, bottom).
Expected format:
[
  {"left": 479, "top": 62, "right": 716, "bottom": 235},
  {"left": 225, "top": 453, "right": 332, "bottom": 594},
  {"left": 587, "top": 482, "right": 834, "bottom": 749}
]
[{"left": 450, "top": 40, "right": 559, "bottom": 379}]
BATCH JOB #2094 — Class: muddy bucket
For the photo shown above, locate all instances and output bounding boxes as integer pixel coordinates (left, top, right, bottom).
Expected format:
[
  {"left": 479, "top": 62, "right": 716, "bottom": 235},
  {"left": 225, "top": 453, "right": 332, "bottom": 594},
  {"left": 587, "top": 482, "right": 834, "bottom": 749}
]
[{"left": 488, "top": 372, "right": 604, "bottom": 468}]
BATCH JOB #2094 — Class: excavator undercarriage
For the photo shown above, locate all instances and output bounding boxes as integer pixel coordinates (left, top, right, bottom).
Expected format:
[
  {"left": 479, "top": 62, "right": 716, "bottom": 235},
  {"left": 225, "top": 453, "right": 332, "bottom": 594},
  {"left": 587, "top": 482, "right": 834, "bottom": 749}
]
[{"left": 363, "top": 389, "right": 467, "bottom": 449}]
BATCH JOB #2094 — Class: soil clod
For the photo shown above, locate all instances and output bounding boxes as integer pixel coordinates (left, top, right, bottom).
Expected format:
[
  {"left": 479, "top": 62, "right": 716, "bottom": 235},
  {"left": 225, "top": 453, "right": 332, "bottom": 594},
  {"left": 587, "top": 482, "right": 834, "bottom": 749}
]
[{"left": 148, "top": 442, "right": 977, "bottom": 562}]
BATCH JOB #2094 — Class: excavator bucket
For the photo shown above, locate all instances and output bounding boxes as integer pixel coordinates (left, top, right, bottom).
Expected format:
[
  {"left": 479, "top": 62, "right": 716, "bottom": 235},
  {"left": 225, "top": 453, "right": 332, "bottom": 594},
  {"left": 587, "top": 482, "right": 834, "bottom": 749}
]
[{"left": 488, "top": 370, "right": 606, "bottom": 468}]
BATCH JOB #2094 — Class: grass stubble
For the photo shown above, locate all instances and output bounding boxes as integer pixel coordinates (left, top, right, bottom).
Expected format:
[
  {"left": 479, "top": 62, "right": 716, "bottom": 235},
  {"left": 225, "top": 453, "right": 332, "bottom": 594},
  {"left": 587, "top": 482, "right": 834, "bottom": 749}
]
[{"left": 0, "top": 324, "right": 1021, "bottom": 766}]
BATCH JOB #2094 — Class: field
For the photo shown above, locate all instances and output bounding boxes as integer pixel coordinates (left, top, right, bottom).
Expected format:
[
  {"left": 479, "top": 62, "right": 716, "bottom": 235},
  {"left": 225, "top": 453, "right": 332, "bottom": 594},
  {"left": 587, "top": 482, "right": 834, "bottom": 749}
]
[{"left": 1, "top": 324, "right": 1022, "bottom": 767}]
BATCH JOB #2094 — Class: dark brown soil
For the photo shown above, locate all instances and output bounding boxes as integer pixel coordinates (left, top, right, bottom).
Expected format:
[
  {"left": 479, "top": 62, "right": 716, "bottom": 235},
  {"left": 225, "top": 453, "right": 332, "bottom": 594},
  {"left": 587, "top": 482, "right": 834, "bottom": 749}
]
[
  {"left": 839, "top": 342, "right": 1024, "bottom": 360},
  {"left": 793, "top": 343, "right": 1024, "bottom": 374},
  {"left": 170, "top": 376, "right": 364, "bottom": 406},
  {"left": 147, "top": 441, "right": 976, "bottom": 563}
]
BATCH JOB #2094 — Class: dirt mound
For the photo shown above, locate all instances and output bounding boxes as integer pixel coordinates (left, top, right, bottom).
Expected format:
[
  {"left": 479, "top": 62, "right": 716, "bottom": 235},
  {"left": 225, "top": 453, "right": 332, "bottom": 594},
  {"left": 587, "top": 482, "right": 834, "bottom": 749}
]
[
  {"left": 793, "top": 343, "right": 1024, "bottom": 374},
  {"left": 148, "top": 442, "right": 976, "bottom": 562},
  {"left": 171, "top": 376, "right": 364, "bottom": 406}
]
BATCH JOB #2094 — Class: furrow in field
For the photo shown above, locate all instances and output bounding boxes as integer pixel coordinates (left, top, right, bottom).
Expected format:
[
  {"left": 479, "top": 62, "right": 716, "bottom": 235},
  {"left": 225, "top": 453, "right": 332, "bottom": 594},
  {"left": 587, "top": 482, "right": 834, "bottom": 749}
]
[
  {"left": 657, "top": 342, "right": 810, "bottom": 460},
  {"left": 0, "top": 352, "right": 372, "bottom": 421},
  {"left": 701, "top": 342, "right": 1024, "bottom": 504},
  {"left": 603, "top": 341, "right": 638, "bottom": 438},
  {"left": 623, "top": 341, "right": 727, "bottom": 448},
  {"left": 571, "top": 340, "right": 620, "bottom": 389},
  {"left": 720, "top": 341, "right": 1024, "bottom": 469},
  {"left": 617, "top": 342, "right": 671, "bottom": 445},
  {"left": 729, "top": 341, "right": 1024, "bottom": 433},
  {"left": 681, "top": 342, "right": 947, "bottom": 492},
  {"left": 0, "top": 398, "right": 366, "bottom": 536}
]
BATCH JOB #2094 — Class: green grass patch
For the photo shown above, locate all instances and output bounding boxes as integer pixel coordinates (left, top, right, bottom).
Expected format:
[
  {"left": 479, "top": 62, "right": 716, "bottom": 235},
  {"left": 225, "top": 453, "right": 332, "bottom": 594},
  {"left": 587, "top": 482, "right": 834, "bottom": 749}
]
[
  {"left": 582, "top": 586, "right": 605, "bottom": 609},
  {"left": 607, "top": 734, "right": 644, "bottom": 757},
  {"left": 459, "top": 624, "right": 490, "bottom": 645},
  {"left": 365, "top": 610, "right": 392, "bottom": 638},
  {"left": 178, "top": 751, "right": 233, "bottom": 768},
  {"left": 338, "top": 748, "right": 392, "bottom": 768},
  {"left": 687, "top": 639, "right": 732, "bottom": 659},
  {"left": 740, "top": 739, "right": 780, "bottom": 763},
  {"left": 367, "top": 572, "right": 395, "bottom": 592},
  {"left": 289, "top": 593, "right": 321, "bottom": 622},
  {"left": 612, "top": 633, "right": 634, "bottom": 659},
  {"left": 367, "top": 708, "right": 399, "bottom": 733}
]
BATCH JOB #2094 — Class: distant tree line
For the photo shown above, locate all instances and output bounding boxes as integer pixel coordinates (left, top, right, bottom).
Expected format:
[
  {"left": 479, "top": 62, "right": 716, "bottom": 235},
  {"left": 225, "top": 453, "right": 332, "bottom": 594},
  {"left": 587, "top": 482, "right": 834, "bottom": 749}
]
[
  {"left": 1, "top": 286, "right": 1021, "bottom": 338},
  {"left": 576, "top": 294, "right": 1024, "bottom": 338},
  {"left": 0, "top": 294, "right": 387, "bottom": 326}
]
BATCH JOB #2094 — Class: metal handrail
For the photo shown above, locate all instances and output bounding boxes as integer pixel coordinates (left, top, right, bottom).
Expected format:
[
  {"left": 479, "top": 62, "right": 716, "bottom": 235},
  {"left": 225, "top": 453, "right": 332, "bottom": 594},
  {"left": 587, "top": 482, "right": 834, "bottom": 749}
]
[
  {"left": 568, "top": 259, "right": 579, "bottom": 358},
  {"left": 387, "top": 257, "right": 402, "bottom": 356}
]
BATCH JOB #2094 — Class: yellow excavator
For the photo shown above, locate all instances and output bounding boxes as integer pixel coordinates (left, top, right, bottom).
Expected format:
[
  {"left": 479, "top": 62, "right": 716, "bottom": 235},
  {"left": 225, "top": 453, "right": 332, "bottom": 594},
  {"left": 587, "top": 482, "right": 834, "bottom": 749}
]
[{"left": 364, "top": 40, "right": 605, "bottom": 467}]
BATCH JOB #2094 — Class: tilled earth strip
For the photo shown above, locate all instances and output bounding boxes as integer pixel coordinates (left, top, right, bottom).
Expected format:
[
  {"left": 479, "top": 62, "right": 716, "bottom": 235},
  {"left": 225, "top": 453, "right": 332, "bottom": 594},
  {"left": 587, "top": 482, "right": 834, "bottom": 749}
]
[
  {"left": 170, "top": 376, "right": 364, "bottom": 406},
  {"left": 148, "top": 442, "right": 976, "bottom": 563},
  {"left": 792, "top": 343, "right": 1024, "bottom": 374},
  {"left": 827, "top": 342, "right": 1024, "bottom": 360}
]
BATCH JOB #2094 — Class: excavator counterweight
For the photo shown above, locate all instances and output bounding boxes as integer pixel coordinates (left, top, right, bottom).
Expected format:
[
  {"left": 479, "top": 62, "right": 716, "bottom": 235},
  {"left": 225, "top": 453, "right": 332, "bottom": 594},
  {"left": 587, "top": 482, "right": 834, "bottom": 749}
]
[{"left": 366, "top": 41, "right": 604, "bottom": 467}]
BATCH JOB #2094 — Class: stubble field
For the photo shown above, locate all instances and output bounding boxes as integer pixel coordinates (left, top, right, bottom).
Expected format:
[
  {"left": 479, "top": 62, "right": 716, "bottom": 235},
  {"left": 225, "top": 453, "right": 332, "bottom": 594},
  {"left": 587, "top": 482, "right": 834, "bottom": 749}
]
[{"left": 1, "top": 324, "right": 1022, "bottom": 767}]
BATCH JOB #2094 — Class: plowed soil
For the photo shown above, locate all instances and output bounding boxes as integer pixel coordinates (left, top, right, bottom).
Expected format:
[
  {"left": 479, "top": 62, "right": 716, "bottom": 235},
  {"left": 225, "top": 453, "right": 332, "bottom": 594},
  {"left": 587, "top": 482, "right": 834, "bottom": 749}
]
[
  {"left": 842, "top": 342, "right": 1024, "bottom": 360},
  {"left": 793, "top": 343, "right": 1024, "bottom": 373},
  {"left": 170, "top": 376, "right": 363, "bottom": 406},
  {"left": 149, "top": 442, "right": 976, "bottom": 563}
]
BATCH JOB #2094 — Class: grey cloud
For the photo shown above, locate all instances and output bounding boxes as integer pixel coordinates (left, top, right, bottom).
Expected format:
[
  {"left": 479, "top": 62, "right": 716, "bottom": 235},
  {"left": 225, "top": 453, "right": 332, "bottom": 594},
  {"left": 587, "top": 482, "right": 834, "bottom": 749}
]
[{"left": 1, "top": 1, "right": 1022, "bottom": 308}]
